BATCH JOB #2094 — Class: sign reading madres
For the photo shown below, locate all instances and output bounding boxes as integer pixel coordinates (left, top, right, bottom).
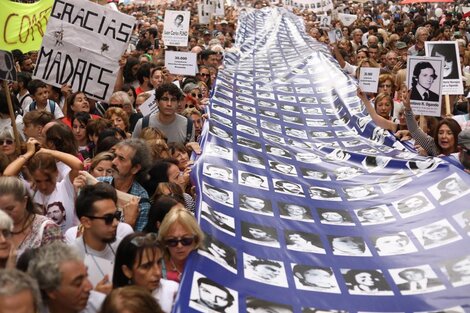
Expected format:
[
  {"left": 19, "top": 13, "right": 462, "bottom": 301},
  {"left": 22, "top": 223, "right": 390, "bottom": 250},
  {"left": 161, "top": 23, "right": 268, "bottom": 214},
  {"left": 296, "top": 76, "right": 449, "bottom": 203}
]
[
  {"left": 33, "top": 0, "right": 135, "bottom": 101},
  {"left": 163, "top": 10, "right": 190, "bottom": 47}
]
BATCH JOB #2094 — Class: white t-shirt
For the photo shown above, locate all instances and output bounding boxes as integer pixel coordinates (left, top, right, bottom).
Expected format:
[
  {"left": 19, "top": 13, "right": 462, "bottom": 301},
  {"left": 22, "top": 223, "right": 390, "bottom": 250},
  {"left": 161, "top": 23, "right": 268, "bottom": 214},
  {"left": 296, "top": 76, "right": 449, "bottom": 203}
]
[
  {"left": 64, "top": 222, "right": 134, "bottom": 244},
  {"left": 32, "top": 174, "right": 78, "bottom": 234},
  {"left": 152, "top": 279, "right": 180, "bottom": 313},
  {"left": 23, "top": 100, "right": 65, "bottom": 119}
]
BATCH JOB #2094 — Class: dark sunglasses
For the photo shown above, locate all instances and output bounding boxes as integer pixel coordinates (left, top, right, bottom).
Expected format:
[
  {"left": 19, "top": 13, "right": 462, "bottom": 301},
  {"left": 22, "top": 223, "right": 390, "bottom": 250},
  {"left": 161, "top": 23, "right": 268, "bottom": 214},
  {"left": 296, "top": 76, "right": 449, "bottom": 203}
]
[
  {"left": 131, "top": 232, "right": 159, "bottom": 247},
  {"left": 0, "top": 139, "right": 14, "bottom": 145},
  {"left": 85, "top": 210, "right": 122, "bottom": 225},
  {"left": 165, "top": 235, "right": 197, "bottom": 247},
  {"left": 191, "top": 93, "right": 203, "bottom": 99},
  {"left": 199, "top": 73, "right": 210, "bottom": 77}
]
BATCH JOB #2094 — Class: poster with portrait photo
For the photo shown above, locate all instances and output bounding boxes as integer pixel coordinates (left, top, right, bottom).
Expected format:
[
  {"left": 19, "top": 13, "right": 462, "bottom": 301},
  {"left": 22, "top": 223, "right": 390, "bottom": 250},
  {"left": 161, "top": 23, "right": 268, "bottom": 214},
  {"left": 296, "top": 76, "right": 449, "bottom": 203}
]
[
  {"left": 209, "top": 125, "right": 233, "bottom": 142},
  {"left": 260, "top": 119, "right": 282, "bottom": 133},
  {"left": 428, "top": 173, "right": 470, "bottom": 205},
  {"left": 309, "top": 186, "right": 341, "bottom": 201},
  {"left": 0, "top": 50, "right": 16, "bottom": 82},
  {"left": 162, "top": 10, "right": 190, "bottom": 47},
  {"left": 267, "top": 145, "right": 291, "bottom": 159},
  {"left": 235, "top": 94, "right": 255, "bottom": 105},
  {"left": 236, "top": 123, "right": 259, "bottom": 137},
  {"left": 237, "top": 151, "right": 265, "bottom": 169},
  {"left": 199, "top": 234, "right": 237, "bottom": 273},
  {"left": 342, "top": 185, "right": 378, "bottom": 201},
  {"left": 263, "top": 132, "right": 286, "bottom": 145},
  {"left": 238, "top": 170, "right": 269, "bottom": 190},
  {"left": 407, "top": 56, "right": 443, "bottom": 117},
  {"left": 372, "top": 232, "right": 417, "bottom": 256},
  {"left": 392, "top": 192, "right": 435, "bottom": 218},
  {"left": 318, "top": 14, "right": 331, "bottom": 28},
  {"left": 341, "top": 269, "right": 392, "bottom": 295},
  {"left": 189, "top": 271, "right": 238, "bottom": 313},
  {"left": 238, "top": 136, "right": 262, "bottom": 151},
  {"left": 355, "top": 205, "right": 395, "bottom": 225},
  {"left": 377, "top": 169, "right": 413, "bottom": 194},
  {"left": 389, "top": 264, "right": 445, "bottom": 295},
  {"left": 284, "top": 230, "right": 325, "bottom": 253},
  {"left": 239, "top": 194, "right": 273, "bottom": 216},
  {"left": 202, "top": 182, "right": 233, "bottom": 207},
  {"left": 406, "top": 158, "right": 440, "bottom": 176},
  {"left": 318, "top": 208, "right": 354, "bottom": 226},
  {"left": 201, "top": 202, "right": 235, "bottom": 235},
  {"left": 412, "top": 219, "right": 462, "bottom": 250},
  {"left": 205, "top": 143, "right": 233, "bottom": 161},
  {"left": 279, "top": 202, "right": 314, "bottom": 222},
  {"left": 292, "top": 264, "right": 341, "bottom": 293},
  {"left": 241, "top": 221, "right": 280, "bottom": 247},
  {"left": 452, "top": 210, "right": 470, "bottom": 234},
  {"left": 274, "top": 179, "right": 305, "bottom": 197},
  {"left": 329, "top": 235, "right": 372, "bottom": 257},
  {"left": 425, "top": 41, "right": 463, "bottom": 95},
  {"left": 301, "top": 168, "right": 331, "bottom": 181},
  {"left": 203, "top": 163, "right": 233, "bottom": 182},
  {"left": 441, "top": 255, "right": 470, "bottom": 287},
  {"left": 295, "top": 152, "right": 321, "bottom": 164},
  {"left": 243, "top": 253, "right": 288, "bottom": 287},
  {"left": 269, "top": 160, "right": 297, "bottom": 176},
  {"left": 211, "top": 113, "right": 232, "bottom": 127},
  {"left": 212, "top": 103, "right": 233, "bottom": 116},
  {"left": 302, "top": 107, "right": 322, "bottom": 115}
]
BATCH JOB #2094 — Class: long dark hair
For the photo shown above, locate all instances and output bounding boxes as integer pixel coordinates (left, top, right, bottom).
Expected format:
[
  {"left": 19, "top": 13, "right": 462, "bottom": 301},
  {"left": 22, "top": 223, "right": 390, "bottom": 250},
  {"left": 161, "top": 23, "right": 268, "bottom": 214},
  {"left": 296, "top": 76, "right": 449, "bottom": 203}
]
[{"left": 433, "top": 118, "right": 462, "bottom": 154}]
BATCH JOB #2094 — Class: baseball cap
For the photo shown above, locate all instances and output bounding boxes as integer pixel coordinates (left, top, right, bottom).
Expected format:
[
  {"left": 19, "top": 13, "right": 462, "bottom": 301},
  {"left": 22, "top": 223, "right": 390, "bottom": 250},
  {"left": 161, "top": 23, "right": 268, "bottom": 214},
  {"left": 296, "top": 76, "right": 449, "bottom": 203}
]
[
  {"left": 458, "top": 129, "right": 470, "bottom": 149},
  {"left": 396, "top": 41, "right": 407, "bottom": 50}
]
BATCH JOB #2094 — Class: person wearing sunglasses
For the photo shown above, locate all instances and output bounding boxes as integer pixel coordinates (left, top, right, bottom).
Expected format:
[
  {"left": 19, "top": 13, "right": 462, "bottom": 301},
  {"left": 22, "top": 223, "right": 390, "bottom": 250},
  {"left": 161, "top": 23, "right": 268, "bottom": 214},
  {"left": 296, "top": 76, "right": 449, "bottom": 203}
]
[
  {"left": 157, "top": 206, "right": 204, "bottom": 283},
  {"left": 113, "top": 232, "right": 179, "bottom": 313},
  {"left": 197, "top": 65, "right": 211, "bottom": 88}
]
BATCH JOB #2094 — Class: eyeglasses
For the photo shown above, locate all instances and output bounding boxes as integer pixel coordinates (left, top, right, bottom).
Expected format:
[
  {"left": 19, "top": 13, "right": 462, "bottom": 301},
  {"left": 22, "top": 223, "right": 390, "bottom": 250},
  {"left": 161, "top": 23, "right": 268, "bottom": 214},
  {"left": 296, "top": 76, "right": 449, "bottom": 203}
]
[
  {"left": 130, "top": 232, "right": 159, "bottom": 247},
  {"left": 160, "top": 96, "right": 178, "bottom": 103},
  {"left": 0, "top": 139, "right": 14, "bottom": 145},
  {"left": 191, "top": 93, "right": 203, "bottom": 99},
  {"left": 84, "top": 210, "right": 122, "bottom": 225},
  {"left": 0, "top": 229, "right": 11, "bottom": 238},
  {"left": 165, "top": 235, "right": 197, "bottom": 247},
  {"left": 199, "top": 73, "right": 210, "bottom": 77}
]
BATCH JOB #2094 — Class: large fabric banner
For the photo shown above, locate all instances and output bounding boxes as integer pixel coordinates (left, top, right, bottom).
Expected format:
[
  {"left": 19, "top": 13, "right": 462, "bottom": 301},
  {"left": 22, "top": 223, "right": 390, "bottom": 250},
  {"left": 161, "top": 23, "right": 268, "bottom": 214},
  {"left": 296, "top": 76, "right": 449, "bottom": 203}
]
[
  {"left": 176, "top": 7, "right": 470, "bottom": 313},
  {"left": 33, "top": 0, "right": 135, "bottom": 101},
  {"left": 0, "top": 0, "right": 54, "bottom": 53}
]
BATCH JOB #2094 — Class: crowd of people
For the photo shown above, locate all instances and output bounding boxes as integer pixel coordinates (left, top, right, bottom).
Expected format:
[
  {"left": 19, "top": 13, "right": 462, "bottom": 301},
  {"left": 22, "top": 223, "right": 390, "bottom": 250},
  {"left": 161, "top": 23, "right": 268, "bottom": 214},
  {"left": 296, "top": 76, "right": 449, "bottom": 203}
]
[{"left": 1, "top": 0, "right": 470, "bottom": 312}]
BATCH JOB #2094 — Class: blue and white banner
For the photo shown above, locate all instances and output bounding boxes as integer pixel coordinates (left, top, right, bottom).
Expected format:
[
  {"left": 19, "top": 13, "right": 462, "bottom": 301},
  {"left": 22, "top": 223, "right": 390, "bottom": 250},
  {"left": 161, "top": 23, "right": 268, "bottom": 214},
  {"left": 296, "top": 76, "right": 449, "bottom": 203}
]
[{"left": 174, "top": 7, "right": 470, "bottom": 313}]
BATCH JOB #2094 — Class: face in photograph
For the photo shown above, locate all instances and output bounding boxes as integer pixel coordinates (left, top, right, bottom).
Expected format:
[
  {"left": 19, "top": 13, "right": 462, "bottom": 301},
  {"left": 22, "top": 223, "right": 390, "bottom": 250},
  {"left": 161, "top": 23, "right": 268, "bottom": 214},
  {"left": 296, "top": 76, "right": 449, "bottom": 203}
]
[
  {"left": 212, "top": 113, "right": 232, "bottom": 127},
  {"left": 407, "top": 158, "right": 440, "bottom": 175},
  {"left": 283, "top": 115, "right": 303, "bottom": 124},
  {"left": 309, "top": 187, "right": 341, "bottom": 201},
  {"left": 206, "top": 143, "right": 232, "bottom": 161},
  {"left": 293, "top": 265, "right": 339, "bottom": 292},
  {"left": 280, "top": 104, "right": 300, "bottom": 112},
  {"left": 330, "top": 236, "right": 370, "bottom": 256},
  {"left": 260, "top": 110, "right": 279, "bottom": 119},
  {"left": 263, "top": 133, "right": 285, "bottom": 144},
  {"left": 190, "top": 274, "right": 236, "bottom": 313},
  {"left": 269, "top": 161, "right": 297, "bottom": 176},
  {"left": 239, "top": 172, "right": 268, "bottom": 190},
  {"left": 300, "top": 166, "right": 329, "bottom": 179},
  {"left": 238, "top": 137, "right": 262, "bottom": 151},
  {"left": 334, "top": 166, "right": 363, "bottom": 180},
  {"left": 433, "top": 174, "right": 470, "bottom": 204},
  {"left": 200, "top": 235, "right": 237, "bottom": 271},
  {"left": 362, "top": 156, "right": 390, "bottom": 171},
  {"left": 212, "top": 104, "right": 233, "bottom": 115},
  {"left": 444, "top": 255, "right": 470, "bottom": 285},
  {"left": 295, "top": 152, "right": 320, "bottom": 163},
  {"left": 210, "top": 125, "right": 232, "bottom": 141},
  {"left": 318, "top": 209, "right": 354, "bottom": 225},
  {"left": 243, "top": 254, "right": 287, "bottom": 287},
  {"left": 343, "top": 185, "right": 377, "bottom": 200},
  {"left": 311, "top": 131, "right": 333, "bottom": 138},
  {"left": 260, "top": 120, "right": 282, "bottom": 133},
  {"left": 302, "top": 107, "right": 322, "bottom": 115},
  {"left": 274, "top": 180, "right": 305, "bottom": 196},
  {"left": 415, "top": 220, "right": 461, "bottom": 248},
  {"left": 395, "top": 193, "right": 434, "bottom": 217},
  {"left": 246, "top": 297, "right": 293, "bottom": 313},
  {"left": 306, "top": 119, "right": 327, "bottom": 127},
  {"left": 285, "top": 128, "right": 308, "bottom": 139},
  {"left": 204, "top": 164, "right": 233, "bottom": 182},
  {"left": 285, "top": 231, "right": 324, "bottom": 253},
  {"left": 241, "top": 222, "right": 279, "bottom": 246},
  {"left": 237, "top": 152, "right": 265, "bottom": 168},
  {"left": 237, "top": 124, "right": 259, "bottom": 136},
  {"left": 267, "top": 146, "right": 291, "bottom": 158},
  {"left": 203, "top": 183, "right": 232, "bottom": 206},
  {"left": 239, "top": 194, "right": 273, "bottom": 215},
  {"left": 356, "top": 206, "right": 394, "bottom": 224},
  {"left": 374, "top": 233, "right": 417, "bottom": 256},
  {"left": 280, "top": 203, "right": 311, "bottom": 220},
  {"left": 342, "top": 269, "right": 391, "bottom": 293}
]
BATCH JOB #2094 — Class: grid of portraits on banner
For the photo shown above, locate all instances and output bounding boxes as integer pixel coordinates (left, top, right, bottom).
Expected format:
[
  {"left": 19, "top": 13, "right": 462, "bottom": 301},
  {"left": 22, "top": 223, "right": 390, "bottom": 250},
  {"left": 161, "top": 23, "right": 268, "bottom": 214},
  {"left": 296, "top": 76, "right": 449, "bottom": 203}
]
[{"left": 173, "top": 7, "right": 470, "bottom": 313}]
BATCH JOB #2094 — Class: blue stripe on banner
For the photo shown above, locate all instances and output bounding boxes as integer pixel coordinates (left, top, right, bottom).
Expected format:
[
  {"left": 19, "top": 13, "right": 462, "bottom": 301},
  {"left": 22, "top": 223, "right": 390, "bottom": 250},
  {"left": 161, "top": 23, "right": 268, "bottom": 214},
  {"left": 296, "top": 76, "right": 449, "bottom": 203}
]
[{"left": 173, "top": 7, "right": 470, "bottom": 313}]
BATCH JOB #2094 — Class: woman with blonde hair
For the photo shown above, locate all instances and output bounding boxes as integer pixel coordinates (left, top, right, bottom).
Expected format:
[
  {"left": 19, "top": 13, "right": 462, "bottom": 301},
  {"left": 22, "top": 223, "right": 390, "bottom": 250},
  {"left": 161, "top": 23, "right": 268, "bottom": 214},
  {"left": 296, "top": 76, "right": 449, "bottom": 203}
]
[
  {"left": 89, "top": 152, "right": 115, "bottom": 178},
  {"left": 157, "top": 207, "right": 204, "bottom": 283},
  {"left": 105, "top": 107, "right": 130, "bottom": 138},
  {"left": 139, "top": 127, "right": 170, "bottom": 161}
]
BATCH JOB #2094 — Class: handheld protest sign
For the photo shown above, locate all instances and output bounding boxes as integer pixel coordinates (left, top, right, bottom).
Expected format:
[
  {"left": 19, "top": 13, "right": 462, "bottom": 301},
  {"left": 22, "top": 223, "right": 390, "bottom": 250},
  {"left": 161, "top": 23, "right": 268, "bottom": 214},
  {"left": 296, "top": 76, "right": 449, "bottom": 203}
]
[
  {"left": 358, "top": 67, "right": 380, "bottom": 93},
  {"left": 407, "top": 56, "right": 444, "bottom": 117},
  {"left": 163, "top": 10, "right": 190, "bottom": 47},
  {"left": 0, "top": 51, "right": 17, "bottom": 82},
  {"left": 425, "top": 41, "right": 463, "bottom": 95}
]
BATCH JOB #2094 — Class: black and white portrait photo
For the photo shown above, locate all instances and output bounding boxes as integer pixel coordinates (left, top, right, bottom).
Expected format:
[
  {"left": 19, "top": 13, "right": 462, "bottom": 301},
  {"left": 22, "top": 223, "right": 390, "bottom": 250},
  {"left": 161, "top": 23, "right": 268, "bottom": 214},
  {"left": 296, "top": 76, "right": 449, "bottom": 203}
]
[
  {"left": 453, "top": 210, "right": 470, "bottom": 234},
  {"left": 211, "top": 113, "right": 233, "bottom": 127},
  {"left": 292, "top": 264, "right": 341, "bottom": 293},
  {"left": 241, "top": 221, "right": 280, "bottom": 247},
  {"left": 283, "top": 115, "right": 304, "bottom": 125},
  {"left": 212, "top": 103, "right": 233, "bottom": 116},
  {"left": 373, "top": 232, "right": 417, "bottom": 256},
  {"left": 206, "top": 143, "right": 233, "bottom": 161},
  {"left": 329, "top": 236, "right": 372, "bottom": 256},
  {"left": 199, "top": 235, "right": 237, "bottom": 273},
  {"left": 189, "top": 272, "right": 238, "bottom": 313},
  {"left": 274, "top": 180, "right": 305, "bottom": 197},
  {"left": 238, "top": 171, "right": 269, "bottom": 190},
  {"left": 429, "top": 173, "right": 470, "bottom": 205},
  {"left": 342, "top": 185, "right": 378, "bottom": 201},
  {"left": 325, "top": 149, "right": 351, "bottom": 162},
  {"left": 407, "top": 58, "right": 443, "bottom": 107},
  {"left": 306, "top": 118, "right": 327, "bottom": 127},
  {"left": 0, "top": 51, "right": 17, "bottom": 82},
  {"left": 355, "top": 205, "right": 395, "bottom": 225},
  {"left": 259, "top": 109, "right": 280, "bottom": 120},
  {"left": 238, "top": 136, "right": 263, "bottom": 151},
  {"left": 295, "top": 152, "right": 321, "bottom": 164},
  {"left": 309, "top": 186, "right": 341, "bottom": 201},
  {"left": 201, "top": 202, "right": 235, "bottom": 235},
  {"left": 393, "top": 193, "right": 435, "bottom": 218},
  {"left": 243, "top": 253, "right": 288, "bottom": 287},
  {"left": 301, "top": 168, "right": 331, "bottom": 181},
  {"left": 263, "top": 132, "right": 286, "bottom": 145},
  {"left": 266, "top": 145, "right": 291, "bottom": 158},
  {"left": 237, "top": 123, "right": 260, "bottom": 136},
  {"left": 406, "top": 158, "right": 440, "bottom": 176},
  {"left": 442, "top": 255, "right": 470, "bottom": 287},
  {"left": 246, "top": 297, "right": 293, "bottom": 313},
  {"left": 342, "top": 269, "right": 392, "bottom": 295},
  {"left": 209, "top": 125, "right": 233, "bottom": 142},
  {"left": 361, "top": 155, "right": 391, "bottom": 172},
  {"left": 238, "top": 151, "right": 265, "bottom": 169},
  {"left": 202, "top": 183, "right": 233, "bottom": 207},
  {"left": 269, "top": 161, "right": 297, "bottom": 176},
  {"left": 426, "top": 41, "right": 461, "bottom": 80},
  {"left": 389, "top": 265, "right": 445, "bottom": 294},
  {"left": 334, "top": 166, "right": 363, "bottom": 181},
  {"left": 279, "top": 202, "right": 313, "bottom": 221},
  {"left": 412, "top": 219, "right": 462, "bottom": 249},
  {"left": 317, "top": 208, "right": 354, "bottom": 225},
  {"left": 284, "top": 230, "right": 325, "bottom": 253},
  {"left": 260, "top": 120, "right": 282, "bottom": 133},
  {"left": 239, "top": 194, "right": 273, "bottom": 216},
  {"left": 203, "top": 164, "right": 233, "bottom": 182},
  {"left": 285, "top": 127, "right": 308, "bottom": 139}
]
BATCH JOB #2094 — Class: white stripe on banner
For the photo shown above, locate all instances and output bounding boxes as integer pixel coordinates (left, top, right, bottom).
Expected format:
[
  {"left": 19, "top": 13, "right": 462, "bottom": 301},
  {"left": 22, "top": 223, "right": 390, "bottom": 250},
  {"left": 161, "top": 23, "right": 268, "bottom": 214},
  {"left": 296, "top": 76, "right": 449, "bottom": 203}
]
[{"left": 174, "top": 7, "right": 470, "bottom": 313}]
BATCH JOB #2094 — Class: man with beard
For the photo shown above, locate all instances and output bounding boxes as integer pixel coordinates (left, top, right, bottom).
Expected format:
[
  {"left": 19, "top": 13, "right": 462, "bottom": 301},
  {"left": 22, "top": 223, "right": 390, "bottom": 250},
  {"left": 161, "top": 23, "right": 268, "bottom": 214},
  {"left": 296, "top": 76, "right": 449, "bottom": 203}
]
[
  {"left": 71, "top": 183, "right": 123, "bottom": 293},
  {"left": 99, "top": 138, "right": 152, "bottom": 231}
]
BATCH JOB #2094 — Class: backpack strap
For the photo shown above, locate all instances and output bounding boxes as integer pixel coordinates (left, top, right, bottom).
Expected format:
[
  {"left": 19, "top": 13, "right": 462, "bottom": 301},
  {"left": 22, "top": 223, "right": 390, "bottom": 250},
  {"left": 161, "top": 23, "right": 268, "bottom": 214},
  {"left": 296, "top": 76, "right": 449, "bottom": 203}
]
[
  {"left": 28, "top": 101, "right": 36, "bottom": 111},
  {"left": 142, "top": 115, "right": 150, "bottom": 129},
  {"left": 48, "top": 100, "right": 56, "bottom": 115},
  {"left": 185, "top": 117, "right": 193, "bottom": 143}
]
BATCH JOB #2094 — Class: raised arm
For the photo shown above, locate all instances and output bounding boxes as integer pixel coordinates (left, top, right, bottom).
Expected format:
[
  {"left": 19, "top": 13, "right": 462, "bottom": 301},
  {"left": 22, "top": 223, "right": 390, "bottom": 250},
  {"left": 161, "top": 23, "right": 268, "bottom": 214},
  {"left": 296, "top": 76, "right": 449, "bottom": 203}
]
[{"left": 357, "top": 89, "right": 398, "bottom": 132}]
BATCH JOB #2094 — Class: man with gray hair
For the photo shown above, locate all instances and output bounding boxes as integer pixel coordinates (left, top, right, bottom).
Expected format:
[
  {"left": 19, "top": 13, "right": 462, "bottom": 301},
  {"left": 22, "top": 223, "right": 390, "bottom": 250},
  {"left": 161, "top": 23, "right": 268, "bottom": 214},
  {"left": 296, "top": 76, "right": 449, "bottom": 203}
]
[
  {"left": 98, "top": 138, "right": 152, "bottom": 231},
  {"left": 0, "top": 268, "right": 41, "bottom": 313},
  {"left": 408, "top": 26, "right": 429, "bottom": 56},
  {"left": 28, "top": 242, "right": 104, "bottom": 313}
]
